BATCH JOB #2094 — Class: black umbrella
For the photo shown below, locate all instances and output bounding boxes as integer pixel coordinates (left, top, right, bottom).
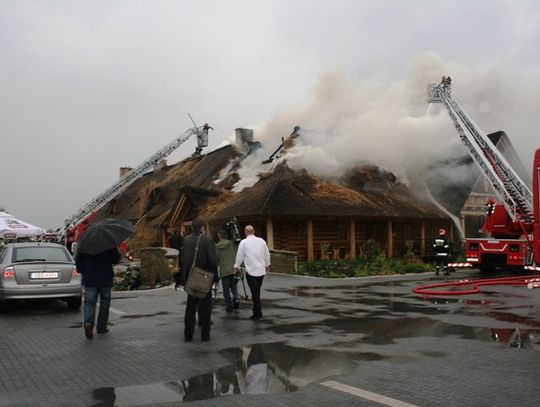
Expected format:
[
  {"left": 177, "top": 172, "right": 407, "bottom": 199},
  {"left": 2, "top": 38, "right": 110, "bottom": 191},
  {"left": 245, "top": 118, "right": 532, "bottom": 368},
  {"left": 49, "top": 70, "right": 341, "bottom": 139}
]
[{"left": 77, "top": 218, "right": 133, "bottom": 255}]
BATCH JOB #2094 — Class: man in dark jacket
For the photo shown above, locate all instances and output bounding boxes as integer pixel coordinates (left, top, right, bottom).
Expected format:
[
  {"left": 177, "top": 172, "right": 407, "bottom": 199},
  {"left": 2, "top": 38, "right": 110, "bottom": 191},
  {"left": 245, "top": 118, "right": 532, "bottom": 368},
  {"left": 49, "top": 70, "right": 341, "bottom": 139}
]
[
  {"left": 180, "top": 218, "right": 218, "bottom": 342},
  {"left": 75, "top": 248, "right": 121, "bottom": 339},
  {"left": 169, "top": 229, "right": 183, "bottom": 253}
]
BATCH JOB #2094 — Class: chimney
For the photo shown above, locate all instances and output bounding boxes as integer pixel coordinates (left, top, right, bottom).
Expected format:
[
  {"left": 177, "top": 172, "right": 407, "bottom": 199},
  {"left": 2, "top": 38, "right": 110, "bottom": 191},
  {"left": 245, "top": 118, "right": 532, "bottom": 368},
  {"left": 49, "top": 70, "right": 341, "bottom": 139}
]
[
  {"left": 235, "top": 128, "right": 254, "bottom": 150},
  {"left": 119, "top": 167, "right": 133, "bottom": 178},
  {"left": 235, "top": 128, "right": 261, "bottom": 154}
]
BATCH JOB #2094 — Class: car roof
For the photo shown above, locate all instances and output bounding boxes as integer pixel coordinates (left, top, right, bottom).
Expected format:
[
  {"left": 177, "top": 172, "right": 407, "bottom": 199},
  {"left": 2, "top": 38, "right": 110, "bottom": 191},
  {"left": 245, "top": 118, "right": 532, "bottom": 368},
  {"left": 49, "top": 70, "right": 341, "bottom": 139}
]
[{"left": 6, "top": 242, "right": 68, "bottom": 249}]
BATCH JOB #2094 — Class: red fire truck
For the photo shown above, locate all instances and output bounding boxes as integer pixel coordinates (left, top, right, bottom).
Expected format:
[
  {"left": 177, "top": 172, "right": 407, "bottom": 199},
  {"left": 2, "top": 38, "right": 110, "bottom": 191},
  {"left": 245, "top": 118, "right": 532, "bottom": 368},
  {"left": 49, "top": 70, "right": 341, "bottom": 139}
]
[{"left": 427, "top": 79, "right": 540, "bottom": 272}]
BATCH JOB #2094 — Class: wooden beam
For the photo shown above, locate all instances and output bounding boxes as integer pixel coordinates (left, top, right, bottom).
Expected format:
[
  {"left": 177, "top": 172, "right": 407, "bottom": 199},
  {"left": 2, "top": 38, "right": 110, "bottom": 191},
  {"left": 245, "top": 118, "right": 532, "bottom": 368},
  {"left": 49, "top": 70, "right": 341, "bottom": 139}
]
[
  {"left": 387, "top": 220, "right": 393, "bottom": 257},
  {"left": 307, "top": 219, "right": 314, "bottom": 261},
  {"left": 349, "top": 219, "right": 356, "bottom": 258},
  {"left": 266, "top": 218, "right": 274, "bottom": 250}
]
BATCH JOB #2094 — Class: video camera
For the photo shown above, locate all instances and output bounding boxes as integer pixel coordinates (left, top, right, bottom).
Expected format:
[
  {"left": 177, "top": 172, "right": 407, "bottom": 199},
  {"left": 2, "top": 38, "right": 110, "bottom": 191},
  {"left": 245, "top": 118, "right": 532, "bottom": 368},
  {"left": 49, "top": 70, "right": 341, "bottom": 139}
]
[{"left": 225, "top": 217, "right": 242, "bottom": 244}]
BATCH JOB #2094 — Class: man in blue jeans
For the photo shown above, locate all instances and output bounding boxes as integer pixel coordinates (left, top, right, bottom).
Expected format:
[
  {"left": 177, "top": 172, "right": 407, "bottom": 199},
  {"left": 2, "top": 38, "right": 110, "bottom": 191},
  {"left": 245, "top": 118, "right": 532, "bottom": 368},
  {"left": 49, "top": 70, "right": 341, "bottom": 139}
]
[
  {"left": 216, "top": 229, "right": 239, "bottom": 312},
  {"left": 76, "top": 247, "right": 121, "bottom": 338}
]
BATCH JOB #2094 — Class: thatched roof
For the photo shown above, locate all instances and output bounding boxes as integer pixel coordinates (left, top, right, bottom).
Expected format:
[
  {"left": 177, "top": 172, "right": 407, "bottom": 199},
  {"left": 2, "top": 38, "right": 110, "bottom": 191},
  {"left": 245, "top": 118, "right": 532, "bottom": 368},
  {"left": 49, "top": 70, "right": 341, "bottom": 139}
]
[
  {"left": 209, "top": 162, "right": 449, "bottom": 221},
  {"left": 97, "top": 144, "right": 239, "bottom": 223},
  {"left": 97, "top": 141, "right": 450, "bottom": 229}
]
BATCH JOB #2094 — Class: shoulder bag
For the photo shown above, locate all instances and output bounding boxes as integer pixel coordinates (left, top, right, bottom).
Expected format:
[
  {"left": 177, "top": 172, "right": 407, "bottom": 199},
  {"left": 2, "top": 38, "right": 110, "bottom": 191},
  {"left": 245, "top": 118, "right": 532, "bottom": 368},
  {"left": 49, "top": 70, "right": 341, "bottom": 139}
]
[{"left": 184, "top": 235, "right": 214, "bottom": 299}]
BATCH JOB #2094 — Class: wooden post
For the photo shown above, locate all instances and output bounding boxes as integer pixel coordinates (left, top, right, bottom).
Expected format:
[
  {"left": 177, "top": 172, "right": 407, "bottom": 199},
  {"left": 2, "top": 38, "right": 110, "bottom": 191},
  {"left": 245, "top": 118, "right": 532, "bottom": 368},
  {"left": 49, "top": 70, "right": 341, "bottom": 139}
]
[
  {"left": 307, "top": 219, "right": 314, "bottom": 261},
  {"left": 266, "top": 218, "right": 274, "bottom": 250},
  {"left": 349, "top": 219, "right": 356, "bottom": 258},
  {"left": 387, "top": 220, "right": 393, "bottom": 257},
  {"left": 420, "top": 221, "right": 426, "bottom": 256}
]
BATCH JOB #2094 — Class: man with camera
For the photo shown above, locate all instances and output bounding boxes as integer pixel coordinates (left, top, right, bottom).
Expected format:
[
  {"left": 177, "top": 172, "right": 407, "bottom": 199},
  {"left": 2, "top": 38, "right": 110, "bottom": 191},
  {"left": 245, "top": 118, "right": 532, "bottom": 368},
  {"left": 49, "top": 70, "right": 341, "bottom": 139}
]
[{"left": 216, "top": 229, "right": 239, "bottom": 312}]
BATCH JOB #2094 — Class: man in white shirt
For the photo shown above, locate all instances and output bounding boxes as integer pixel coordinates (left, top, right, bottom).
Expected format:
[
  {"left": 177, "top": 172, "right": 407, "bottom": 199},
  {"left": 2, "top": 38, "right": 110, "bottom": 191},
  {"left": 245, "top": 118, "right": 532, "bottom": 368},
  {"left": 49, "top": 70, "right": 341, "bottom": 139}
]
[{"left": 234, "top": 225, "right": 271, "bottom": 320}]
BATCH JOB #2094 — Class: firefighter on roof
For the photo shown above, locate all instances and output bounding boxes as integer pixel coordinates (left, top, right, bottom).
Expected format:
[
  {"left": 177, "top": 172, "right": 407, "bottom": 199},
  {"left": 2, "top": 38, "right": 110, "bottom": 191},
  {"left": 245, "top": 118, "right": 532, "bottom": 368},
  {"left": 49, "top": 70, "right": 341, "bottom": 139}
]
[{"left": 433, "top": 228, "right": 450, "bottom": 275}]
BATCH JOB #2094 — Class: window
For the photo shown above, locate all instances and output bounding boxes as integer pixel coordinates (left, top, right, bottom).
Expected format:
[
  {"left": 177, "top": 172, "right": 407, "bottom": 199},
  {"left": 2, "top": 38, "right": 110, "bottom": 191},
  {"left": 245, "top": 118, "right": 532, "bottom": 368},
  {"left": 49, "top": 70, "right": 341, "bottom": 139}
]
[{"left": 13, "top": 246, "right": 71, "bottom": 263}]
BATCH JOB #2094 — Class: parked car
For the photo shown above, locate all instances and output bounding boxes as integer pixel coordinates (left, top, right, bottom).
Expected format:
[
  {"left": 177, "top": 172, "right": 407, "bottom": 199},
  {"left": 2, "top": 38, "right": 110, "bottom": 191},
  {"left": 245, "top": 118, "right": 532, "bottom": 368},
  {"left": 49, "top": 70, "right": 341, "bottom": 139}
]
[{"left": 0, "top": 242, "right": 82, "bottom": 309}]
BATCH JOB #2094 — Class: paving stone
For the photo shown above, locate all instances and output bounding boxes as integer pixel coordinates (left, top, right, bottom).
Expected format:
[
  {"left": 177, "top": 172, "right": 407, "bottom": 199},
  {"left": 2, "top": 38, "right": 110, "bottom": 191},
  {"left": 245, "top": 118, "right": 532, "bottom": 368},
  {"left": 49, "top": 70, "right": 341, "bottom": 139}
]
[{"left": 0, "top": 271, "right": 539, "bottom": 406}]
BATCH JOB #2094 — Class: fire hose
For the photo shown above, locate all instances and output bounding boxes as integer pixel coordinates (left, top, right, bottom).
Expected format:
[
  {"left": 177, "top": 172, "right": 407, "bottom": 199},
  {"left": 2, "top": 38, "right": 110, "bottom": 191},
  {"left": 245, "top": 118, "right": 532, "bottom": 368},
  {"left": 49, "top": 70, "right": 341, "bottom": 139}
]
[{"left": 413, "top": 275, "right": 540, "bottom": 296}]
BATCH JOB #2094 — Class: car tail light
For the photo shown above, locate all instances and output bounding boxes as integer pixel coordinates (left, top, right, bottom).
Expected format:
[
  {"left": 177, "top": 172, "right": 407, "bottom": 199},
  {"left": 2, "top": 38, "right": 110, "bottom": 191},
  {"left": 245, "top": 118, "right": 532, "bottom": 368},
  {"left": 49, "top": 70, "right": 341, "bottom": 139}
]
[
  {"left": 3, "top": 266, "right": 15, "bottom": 278},
  {"left": 72, "top": 266, "right": 79, "bottom": 276}
]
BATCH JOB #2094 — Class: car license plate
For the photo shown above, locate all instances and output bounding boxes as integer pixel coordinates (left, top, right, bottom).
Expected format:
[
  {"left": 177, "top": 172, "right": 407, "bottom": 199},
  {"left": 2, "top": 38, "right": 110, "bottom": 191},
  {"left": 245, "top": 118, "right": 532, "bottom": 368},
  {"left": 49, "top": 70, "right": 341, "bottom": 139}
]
[{"left": 30, "top": 272, "right": 59, "bottom": 279}]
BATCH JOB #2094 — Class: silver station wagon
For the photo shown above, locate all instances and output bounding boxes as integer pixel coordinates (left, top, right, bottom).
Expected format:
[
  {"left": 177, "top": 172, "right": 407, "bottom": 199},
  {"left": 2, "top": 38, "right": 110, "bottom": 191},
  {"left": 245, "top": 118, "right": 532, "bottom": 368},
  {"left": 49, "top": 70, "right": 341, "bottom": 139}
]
[{"left": 0, "top": 242, "right": 82, "bottom": 309}]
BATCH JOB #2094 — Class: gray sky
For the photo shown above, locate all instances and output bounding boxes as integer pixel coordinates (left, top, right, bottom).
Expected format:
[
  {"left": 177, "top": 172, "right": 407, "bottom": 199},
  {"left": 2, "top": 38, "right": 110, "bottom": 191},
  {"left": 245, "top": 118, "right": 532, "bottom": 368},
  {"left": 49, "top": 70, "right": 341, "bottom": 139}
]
[{"left": 1, "top": 0, "right": 540, "bottom": 229}]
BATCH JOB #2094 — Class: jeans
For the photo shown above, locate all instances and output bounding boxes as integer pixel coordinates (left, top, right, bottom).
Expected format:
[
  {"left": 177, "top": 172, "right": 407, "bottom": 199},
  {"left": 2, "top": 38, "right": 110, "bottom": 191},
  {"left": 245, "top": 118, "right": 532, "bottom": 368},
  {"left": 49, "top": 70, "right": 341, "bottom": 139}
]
[
  {"left": 246, "top": 274, "right": 264, "bottom": 317},
  {"left": 84, "top": 286, "right": 112, "bottom": 332},
  {"left": 221, "top": 275, "right": 238, "bottom": 311}
]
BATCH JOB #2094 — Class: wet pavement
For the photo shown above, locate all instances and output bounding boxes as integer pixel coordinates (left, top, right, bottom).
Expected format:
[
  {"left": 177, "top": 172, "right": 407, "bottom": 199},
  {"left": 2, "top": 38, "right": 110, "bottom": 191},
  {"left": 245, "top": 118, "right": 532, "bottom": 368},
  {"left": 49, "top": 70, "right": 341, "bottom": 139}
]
[{"left": 1, "top": 270, "right": 540, "bottom": 406}]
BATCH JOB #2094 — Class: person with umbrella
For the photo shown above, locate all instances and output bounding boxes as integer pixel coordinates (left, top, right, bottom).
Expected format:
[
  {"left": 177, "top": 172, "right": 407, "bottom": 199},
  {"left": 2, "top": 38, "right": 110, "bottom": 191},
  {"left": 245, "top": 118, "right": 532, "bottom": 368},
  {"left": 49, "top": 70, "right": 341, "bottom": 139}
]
[{"left": 75, "top": 218, "right": 133, "bottom": 339}]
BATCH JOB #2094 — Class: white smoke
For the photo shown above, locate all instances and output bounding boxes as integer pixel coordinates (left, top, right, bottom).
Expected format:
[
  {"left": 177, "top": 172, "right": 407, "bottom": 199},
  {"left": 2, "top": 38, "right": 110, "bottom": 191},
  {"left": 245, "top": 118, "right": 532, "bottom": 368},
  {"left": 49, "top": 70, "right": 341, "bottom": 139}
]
[{"left": 230, "top": 52, "right": 539, "bottom": 193}]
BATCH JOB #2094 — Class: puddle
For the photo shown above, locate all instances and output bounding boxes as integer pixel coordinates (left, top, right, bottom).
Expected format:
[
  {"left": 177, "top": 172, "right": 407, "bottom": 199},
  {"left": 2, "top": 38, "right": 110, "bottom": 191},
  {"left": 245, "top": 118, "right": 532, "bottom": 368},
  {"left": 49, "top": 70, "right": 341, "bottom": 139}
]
[
  {"left": 92, "top": 342, "right": 366, "bottom": 405},
  {"left": 270, "top": 316, "right": 492, "bottom": 344}
]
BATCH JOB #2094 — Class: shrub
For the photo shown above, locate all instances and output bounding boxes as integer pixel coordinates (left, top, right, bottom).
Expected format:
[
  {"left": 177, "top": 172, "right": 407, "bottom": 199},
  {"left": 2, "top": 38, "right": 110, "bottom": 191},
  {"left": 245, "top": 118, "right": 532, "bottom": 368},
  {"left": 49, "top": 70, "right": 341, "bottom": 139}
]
[{"left": 297, "top": 251, "right": 430, "bottom": 278}]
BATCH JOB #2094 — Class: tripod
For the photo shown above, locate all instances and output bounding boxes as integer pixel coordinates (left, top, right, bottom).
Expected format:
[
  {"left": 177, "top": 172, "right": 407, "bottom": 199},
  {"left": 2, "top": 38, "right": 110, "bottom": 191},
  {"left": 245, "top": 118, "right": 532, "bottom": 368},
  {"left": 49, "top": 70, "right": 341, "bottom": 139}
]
[{"left": 235, "top": 266, "right": 249, "bottom": 300}]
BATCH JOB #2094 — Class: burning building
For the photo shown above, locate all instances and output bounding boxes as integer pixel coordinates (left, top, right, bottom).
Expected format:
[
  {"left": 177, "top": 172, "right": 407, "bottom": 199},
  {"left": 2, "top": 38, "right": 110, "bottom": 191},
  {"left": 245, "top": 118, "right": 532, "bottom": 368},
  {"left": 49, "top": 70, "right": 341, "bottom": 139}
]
[{"left": 97, "top": 129, "right": 454, "bottom": 262}]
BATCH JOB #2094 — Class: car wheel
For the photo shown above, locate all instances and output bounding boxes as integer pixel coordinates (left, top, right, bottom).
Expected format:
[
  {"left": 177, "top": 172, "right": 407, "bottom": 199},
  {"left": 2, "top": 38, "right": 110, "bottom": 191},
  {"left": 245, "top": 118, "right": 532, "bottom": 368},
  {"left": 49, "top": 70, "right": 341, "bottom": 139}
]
[{"left": 67, "top": 295, "right": 82, "bottom": 310}]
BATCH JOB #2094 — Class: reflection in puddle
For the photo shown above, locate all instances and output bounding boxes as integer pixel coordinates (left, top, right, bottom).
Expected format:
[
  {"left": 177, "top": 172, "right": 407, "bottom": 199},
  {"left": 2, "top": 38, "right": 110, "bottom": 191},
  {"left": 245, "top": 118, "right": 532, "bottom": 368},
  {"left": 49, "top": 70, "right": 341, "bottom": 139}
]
[
  {"left": 271, "top": 316, "right": 492, "bottom": 344},
  {"left": 92, "top": 342, "right": 360, "bottom": 405}
]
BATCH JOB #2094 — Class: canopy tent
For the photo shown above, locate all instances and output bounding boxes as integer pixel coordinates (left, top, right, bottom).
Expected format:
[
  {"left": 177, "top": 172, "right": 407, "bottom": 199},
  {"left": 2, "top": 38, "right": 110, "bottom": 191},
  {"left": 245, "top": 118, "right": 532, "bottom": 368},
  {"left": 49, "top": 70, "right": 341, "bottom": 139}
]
[{"left": 0, "top": 212, "right": 46, "bottom": 239}]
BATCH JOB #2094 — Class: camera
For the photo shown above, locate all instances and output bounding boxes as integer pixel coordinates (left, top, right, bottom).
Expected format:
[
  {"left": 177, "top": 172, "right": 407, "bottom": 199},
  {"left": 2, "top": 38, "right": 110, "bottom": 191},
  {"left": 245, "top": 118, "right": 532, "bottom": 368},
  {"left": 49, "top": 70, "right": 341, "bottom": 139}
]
[{"left": 225, "top": 217, "right": 241, "bottom": 244}]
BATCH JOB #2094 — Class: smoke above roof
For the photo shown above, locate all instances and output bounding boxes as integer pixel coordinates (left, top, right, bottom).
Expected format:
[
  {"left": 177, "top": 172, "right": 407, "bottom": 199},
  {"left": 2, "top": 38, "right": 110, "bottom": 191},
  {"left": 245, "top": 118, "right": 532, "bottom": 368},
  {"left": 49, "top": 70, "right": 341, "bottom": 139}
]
[{"left": 239, "top": 53, "right": 535, "bottom": 190}]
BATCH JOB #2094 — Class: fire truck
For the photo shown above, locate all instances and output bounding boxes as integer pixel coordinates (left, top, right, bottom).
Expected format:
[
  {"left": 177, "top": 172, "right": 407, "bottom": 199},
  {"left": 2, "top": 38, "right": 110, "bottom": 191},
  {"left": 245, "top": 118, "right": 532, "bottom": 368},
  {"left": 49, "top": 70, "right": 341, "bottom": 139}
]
[
  {"left": 64, "top": 123, "right": 207, "bottom": 245},
  {"left": 427, "top": 77, "right": 540, "bottom": 272}
]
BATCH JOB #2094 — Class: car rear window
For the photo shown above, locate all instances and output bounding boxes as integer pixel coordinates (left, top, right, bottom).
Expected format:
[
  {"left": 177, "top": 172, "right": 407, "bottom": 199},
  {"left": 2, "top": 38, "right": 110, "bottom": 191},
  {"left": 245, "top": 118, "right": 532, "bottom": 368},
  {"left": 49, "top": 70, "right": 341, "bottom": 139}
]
[{"left": 13, "top": 246, "right": 71, "bottom": 263}]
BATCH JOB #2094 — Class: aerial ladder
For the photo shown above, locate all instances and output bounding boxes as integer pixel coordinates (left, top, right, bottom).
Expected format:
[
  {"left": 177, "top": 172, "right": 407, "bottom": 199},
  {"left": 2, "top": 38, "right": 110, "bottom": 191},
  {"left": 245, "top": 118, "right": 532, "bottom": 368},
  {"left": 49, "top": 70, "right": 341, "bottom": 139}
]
[
  {"left": 64, "top": 124, "right": 206, "bottom": 238},
  {"left": 427, "top": 77, "right": 538, "bottom": 272}
]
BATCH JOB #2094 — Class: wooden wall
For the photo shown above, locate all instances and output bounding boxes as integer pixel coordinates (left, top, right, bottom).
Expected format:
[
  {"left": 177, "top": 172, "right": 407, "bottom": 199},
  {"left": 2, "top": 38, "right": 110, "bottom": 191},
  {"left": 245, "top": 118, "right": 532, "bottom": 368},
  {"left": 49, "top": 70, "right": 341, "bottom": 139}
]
[
  {"left": 213, "top": 216, "right": 455, "bottom": 262},
  {"left": 273, "top": 220, "right": 308, "bottom": 260}
]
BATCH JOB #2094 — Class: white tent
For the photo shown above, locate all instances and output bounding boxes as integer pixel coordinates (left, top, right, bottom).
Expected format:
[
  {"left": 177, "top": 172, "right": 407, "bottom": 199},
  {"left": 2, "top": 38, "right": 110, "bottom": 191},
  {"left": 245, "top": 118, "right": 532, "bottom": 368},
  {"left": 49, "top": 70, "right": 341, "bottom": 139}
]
[{"left": 0, "top": 212, "right": 46, "bottom": 239}]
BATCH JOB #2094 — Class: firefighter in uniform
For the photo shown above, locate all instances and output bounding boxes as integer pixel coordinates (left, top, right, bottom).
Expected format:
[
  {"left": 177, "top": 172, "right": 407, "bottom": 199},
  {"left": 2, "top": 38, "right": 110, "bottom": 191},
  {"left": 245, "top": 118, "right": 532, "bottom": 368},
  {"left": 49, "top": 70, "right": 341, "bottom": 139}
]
[{"left": 433, "top": 228, "right": 450, "bottom": 275}]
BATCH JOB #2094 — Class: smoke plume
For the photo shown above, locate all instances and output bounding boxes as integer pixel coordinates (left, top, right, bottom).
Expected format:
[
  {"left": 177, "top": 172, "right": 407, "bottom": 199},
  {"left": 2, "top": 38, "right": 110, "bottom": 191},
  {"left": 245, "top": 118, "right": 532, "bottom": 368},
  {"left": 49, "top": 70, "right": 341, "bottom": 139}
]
[{"left": 233, "top": 53, "right": 538, "bottom": 200}]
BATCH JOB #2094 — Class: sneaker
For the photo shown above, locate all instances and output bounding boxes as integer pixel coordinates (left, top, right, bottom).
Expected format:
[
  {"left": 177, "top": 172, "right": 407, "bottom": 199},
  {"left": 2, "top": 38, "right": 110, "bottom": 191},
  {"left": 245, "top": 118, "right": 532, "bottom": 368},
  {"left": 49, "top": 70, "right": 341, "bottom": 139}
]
[
  {"left": 249, "top": 315, "right": 261, "bottom": 321},
  {"left": 233, "top": 301, "right": 240, "bottom": 309},
  {"left": 97, "top": 328, "right": 109, "bottom": 334},
  {"left": 84, "top": 322, "right": 93, "bottom": 339}
]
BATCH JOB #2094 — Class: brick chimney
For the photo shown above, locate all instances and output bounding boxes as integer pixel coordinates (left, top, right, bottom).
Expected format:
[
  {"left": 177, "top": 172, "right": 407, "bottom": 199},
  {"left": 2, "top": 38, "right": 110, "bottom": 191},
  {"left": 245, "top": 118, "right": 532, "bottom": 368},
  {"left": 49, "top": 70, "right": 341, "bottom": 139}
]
[{"left": 235, "top": 128, "right": 261, "bottom": 153}]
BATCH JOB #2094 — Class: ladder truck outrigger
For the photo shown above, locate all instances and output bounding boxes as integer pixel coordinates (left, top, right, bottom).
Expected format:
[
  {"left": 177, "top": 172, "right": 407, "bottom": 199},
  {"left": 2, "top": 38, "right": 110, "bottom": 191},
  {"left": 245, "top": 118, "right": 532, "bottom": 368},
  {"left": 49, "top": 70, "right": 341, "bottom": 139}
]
[
  {"left": 64, "top": 121, "right": 208, "bottom": 245},
  {"left": 427, "top": 77, "right": 540, "bottom": 273}
]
